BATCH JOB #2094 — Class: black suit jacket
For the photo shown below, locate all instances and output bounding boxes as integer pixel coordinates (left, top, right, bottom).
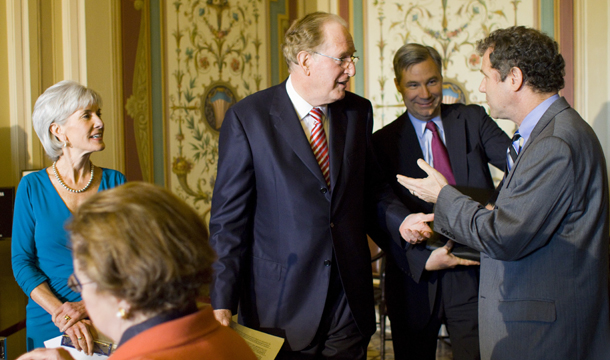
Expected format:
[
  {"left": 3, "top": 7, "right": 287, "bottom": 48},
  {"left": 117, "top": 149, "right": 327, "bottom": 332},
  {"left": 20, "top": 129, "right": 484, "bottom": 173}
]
[
  {"left": 209, "top": 81, "right": 409, "bottom": 350},
  {"left": 372, "top": 103, "right": 510, "bottom": 325}
]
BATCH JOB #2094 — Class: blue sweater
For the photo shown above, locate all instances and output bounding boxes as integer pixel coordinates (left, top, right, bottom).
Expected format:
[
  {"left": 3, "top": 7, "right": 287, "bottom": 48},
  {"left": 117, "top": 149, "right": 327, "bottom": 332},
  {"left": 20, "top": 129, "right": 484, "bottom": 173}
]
[{"left": 11, "top": 168, "right": 126, "bottom": 349}]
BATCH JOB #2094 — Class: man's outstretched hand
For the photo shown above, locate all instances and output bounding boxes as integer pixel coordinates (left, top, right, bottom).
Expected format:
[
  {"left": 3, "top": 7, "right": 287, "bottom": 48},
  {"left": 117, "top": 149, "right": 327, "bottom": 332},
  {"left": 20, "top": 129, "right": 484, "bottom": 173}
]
[
  {"left": 425, "top": 240, "right": 480, "bottom": 271},
  {"left": 397, "top": 159, "right": 448, "bottom": 204}
]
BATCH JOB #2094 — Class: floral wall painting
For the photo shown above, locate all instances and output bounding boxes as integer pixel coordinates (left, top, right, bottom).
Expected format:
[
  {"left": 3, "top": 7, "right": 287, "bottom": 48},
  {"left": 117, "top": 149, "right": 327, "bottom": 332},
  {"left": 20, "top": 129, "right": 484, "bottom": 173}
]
[
  {"left": 165, "top": 0, "right": 266, "bottom": 218},
  {"left": 366, "top": 0, "right": 535, "bottom": 130},
  {"left": 161, "top": 0, "right": 535, "bottom": 220}
]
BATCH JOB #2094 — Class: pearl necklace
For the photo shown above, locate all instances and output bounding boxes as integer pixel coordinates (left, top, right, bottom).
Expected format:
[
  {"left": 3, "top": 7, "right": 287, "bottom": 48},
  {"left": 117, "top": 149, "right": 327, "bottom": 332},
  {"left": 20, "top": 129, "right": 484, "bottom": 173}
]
[{"left": 53, "top": 161, "right": 95, "bottom": 193}]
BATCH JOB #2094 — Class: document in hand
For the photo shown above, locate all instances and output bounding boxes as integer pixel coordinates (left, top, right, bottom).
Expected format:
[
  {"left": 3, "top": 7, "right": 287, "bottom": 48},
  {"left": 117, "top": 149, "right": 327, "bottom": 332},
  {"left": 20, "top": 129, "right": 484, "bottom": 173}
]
[
  {"left": 44, "top": 336, "right": 109, "bottom": 359},
  {"left": 230, "top": 321, "right": 284, "bottom": 360}
]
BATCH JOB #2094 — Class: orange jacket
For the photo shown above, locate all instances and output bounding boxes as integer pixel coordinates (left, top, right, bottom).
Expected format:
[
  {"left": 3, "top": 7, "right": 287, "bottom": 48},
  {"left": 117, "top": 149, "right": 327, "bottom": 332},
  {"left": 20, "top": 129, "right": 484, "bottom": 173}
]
[{"left": 109, "top": 306, "right": 256, "bottom": 360}]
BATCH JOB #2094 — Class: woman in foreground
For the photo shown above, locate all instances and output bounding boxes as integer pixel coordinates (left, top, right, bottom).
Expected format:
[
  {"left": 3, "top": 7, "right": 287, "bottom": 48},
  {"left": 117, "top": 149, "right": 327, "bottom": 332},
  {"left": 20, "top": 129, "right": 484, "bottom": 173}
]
[{"left": 17, "top": 182, "right": 256, "bottom": 360}]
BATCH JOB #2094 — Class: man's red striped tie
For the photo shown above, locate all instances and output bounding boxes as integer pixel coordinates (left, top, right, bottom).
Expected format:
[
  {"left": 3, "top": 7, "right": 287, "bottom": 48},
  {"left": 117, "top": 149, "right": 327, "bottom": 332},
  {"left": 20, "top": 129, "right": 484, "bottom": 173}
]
[{"left": 309, "top": 107, "right": 330, "bottom": 187}]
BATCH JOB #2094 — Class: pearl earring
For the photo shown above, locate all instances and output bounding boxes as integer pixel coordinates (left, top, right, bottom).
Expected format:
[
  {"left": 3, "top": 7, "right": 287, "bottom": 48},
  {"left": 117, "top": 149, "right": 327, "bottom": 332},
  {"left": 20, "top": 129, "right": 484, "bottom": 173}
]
[{"left": 116, "top": 308, "right": 128, "bottom": 319}]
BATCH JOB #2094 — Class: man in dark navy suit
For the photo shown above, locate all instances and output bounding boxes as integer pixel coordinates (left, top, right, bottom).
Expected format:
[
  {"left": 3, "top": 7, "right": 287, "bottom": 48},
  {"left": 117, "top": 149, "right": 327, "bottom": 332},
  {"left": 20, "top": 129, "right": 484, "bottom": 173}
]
[
  {"left": 372, "top": 43, "right": 510, "bottom": 360},
  {"left": 209, "top": 13, "right": 433, "bottom": 359}
]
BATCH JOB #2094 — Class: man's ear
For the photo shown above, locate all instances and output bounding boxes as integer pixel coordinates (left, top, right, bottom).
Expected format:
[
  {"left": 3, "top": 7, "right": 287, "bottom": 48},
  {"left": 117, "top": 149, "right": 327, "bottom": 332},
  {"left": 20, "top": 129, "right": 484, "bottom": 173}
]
[
  {"left": 394, "top": 77, "right": 400, "bottom": 92},
  {"left": 296, "top": 51, "right": 311, "bottom": 76},
  {"left": 509, "top": 67, "right": 524, "bottom": 91}
]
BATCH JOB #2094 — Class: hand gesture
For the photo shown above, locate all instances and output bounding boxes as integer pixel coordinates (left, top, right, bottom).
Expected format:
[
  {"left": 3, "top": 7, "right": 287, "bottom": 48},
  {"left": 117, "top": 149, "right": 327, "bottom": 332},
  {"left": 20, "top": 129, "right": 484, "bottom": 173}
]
[
  {"left": 397, "top": 159, "right": 449, "bottom": 204},
  {"left": 400, "top": 213, "right": 434, "bottom": 244},
  {"left": 425, "top": 240, "right": 480, "bottom": 271}
]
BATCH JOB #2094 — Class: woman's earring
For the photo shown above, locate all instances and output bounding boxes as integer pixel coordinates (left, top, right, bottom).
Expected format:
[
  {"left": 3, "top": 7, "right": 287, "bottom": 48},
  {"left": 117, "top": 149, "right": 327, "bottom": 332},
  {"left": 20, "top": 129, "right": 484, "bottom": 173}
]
[
  {"left": 63, "top": 141, "right": 69, "bottom": 148},
  {"left": 116, "top": 308, "right": 128, "bottom": 319}
]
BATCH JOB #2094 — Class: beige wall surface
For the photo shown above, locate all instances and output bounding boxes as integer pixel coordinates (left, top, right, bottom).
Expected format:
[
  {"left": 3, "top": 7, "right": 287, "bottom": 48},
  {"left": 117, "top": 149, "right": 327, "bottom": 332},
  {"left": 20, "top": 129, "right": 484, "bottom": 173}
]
[
  {"left": 575, "top": 0, "right": 610, "bottom": 161},
  {"left": 85, "top": 0, "right": 124, "bottom": 173},
  {"left": 0, "top": 0, "right": 13, "bottom": 188}
]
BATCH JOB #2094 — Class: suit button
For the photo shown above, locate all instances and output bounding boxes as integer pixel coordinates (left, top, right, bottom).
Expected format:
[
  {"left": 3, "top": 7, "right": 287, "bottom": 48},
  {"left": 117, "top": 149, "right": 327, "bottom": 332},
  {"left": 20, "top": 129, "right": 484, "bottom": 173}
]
[
  {"left": 330, "top": 223, "right": 334, "bottom": 228},
  {"left": 320, "top": 187, "right": 327, "bottom": 194},
  {"left": 324, "top": 260, "right": 332, "bottom": 267}
]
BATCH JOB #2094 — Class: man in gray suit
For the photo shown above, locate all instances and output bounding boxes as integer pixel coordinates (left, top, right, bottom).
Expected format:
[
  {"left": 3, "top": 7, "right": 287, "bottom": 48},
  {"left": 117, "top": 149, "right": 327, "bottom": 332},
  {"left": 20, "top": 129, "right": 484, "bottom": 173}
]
[{"left": 398, "top": 26, "right": 610, "bottom": 359}]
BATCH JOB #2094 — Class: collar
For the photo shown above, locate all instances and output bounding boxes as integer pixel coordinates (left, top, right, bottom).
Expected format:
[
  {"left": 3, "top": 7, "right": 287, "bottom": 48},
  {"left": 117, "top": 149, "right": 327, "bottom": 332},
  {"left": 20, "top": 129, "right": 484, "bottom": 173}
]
[
  {"left": 286, "top": 75, "right": 328, "bottom": 119},
  {"left": 117, "top": 303, "right": 198, "bottom": 347},
  {"left": 517, "top": 94, "right": 560, "bottom": 145},
  {"left": 407, "top": 112, "right": 444, "bottom": 140}
]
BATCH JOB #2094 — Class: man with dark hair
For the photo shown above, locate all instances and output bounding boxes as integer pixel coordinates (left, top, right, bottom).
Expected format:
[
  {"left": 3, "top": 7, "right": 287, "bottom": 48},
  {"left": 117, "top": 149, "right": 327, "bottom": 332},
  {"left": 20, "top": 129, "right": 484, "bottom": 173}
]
[
  {"left": 400, "top": 26, "right": 610, "bottom": 359},
  {"left": 209, "top": 12, "right": 432, "bottom": 359},
  {"left": 372, "top": 43, "right": 510, "bottom": 360}
]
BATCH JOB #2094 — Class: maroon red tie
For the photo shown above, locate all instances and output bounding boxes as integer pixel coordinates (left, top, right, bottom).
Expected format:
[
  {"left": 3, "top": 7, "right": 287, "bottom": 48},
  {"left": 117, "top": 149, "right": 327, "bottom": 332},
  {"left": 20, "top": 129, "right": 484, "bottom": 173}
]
[
  {"left": 425, "top": 121, "right": 456, "bottom": 185},
  {"left": 309, "top": 108, "right": 330, "bottom": 187}
]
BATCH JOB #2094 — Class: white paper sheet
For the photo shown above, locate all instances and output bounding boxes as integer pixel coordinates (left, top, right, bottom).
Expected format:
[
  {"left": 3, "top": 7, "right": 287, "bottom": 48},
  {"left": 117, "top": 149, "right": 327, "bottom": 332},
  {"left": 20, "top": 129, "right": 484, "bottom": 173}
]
[{"left": 44, "top": 336, "right": 109, "bottom": 360}]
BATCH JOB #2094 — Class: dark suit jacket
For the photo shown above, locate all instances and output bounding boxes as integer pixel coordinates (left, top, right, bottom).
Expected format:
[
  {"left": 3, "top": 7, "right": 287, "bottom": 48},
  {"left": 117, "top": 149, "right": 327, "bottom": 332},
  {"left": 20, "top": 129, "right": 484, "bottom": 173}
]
[
  {"left": 435, "top": 97, "right": 610, "bottom": 359},
  {"left": 372, "top": 103, "right": 510, "bottom": 326},
  {"left": 209, "top": 81, "right": 409, "bottom": 350}
]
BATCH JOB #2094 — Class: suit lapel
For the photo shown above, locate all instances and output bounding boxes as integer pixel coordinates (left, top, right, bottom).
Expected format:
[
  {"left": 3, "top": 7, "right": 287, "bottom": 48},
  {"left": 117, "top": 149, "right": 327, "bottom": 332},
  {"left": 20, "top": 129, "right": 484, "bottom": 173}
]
[
  {"left": 396, "top": 113, "right": 426, "bottom": 178},
  {"left": 270, "top": 84, "right": 328, "bottom": 185},
  {"left": 328, "top": 101, "right": 347, "bottom": 190},
  {"left": 442, "top": 105, "right": 468, "bottom": 185},
  {"left": 505, "top": 97, "right": 570, "bottom": 185}
]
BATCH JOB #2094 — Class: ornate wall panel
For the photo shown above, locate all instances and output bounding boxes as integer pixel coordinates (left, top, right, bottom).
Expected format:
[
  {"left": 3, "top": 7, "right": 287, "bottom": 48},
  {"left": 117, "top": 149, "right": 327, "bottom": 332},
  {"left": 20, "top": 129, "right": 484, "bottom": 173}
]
[
  {"left": 164, "top": 0, "right": 268, "bottom": 218},
  {"left": 365, "top": 0, "right": 535, "bottom": 131}
]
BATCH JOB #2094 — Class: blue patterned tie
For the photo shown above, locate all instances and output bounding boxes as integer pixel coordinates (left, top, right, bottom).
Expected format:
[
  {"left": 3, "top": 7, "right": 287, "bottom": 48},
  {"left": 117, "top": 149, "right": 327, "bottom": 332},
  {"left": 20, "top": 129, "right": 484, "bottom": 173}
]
[{"left": 506, "top": 131, "right": 523, "bottom": 173}]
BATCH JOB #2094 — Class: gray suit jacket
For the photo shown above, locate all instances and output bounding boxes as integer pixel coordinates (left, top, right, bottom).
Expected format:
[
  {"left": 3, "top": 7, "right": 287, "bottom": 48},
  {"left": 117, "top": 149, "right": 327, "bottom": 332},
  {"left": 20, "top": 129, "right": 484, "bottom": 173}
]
[{"left": 434, "top": 97, "right": 610, "bottom": 359}]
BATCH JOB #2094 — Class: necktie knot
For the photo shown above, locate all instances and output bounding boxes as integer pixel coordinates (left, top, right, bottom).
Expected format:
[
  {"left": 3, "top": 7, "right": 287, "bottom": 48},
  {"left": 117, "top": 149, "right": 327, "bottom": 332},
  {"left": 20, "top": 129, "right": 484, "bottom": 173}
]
[
  {"left": 310, "top": 107, "right": 324, "bottom": 124},
  {"left": 425, "top": 120, "right": 438, "bottom": 133}
]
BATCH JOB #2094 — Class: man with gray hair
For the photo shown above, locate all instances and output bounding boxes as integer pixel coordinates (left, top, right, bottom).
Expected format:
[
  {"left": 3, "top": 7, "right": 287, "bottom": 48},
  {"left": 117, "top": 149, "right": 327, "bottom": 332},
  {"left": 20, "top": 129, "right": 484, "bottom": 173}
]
[
  {"left": 372, "top": 43, "right": 510, "bottom": 359},
  {"left": 399, "top": 26, "right": 610, "bottom": 359},
  {"left": 209, "top": 12, "right": 432, "bottom": 359}
]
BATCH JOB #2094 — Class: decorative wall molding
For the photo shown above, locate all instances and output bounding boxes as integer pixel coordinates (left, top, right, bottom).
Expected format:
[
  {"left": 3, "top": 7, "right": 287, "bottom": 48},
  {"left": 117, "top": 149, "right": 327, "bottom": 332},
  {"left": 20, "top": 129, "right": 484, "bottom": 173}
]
[{"left": 125, "top": 1, "right": 153, "bottom": 183}]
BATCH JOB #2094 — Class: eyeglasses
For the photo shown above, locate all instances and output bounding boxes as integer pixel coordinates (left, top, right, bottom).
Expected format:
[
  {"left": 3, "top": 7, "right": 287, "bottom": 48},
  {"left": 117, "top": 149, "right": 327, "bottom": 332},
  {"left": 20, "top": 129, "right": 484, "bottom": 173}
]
[
  {"left": 68, "top": 273, "right": 95, "bottom": 293},
  {"left": 313, "top": 52, "right": 359, "bottom": 68}
]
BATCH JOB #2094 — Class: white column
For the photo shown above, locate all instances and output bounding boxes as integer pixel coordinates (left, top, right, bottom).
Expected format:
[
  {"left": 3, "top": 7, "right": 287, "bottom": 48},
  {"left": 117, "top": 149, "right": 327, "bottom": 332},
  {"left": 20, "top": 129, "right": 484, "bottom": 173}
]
[
  {"left": 61, "top": 0, "right": 87, "bottom": 84},
  {"left": 6, "top": 0, "right": 33, "bottom": 184},
  {"left": 574, "top": 0, "right": 610, "bottom": 163}
]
